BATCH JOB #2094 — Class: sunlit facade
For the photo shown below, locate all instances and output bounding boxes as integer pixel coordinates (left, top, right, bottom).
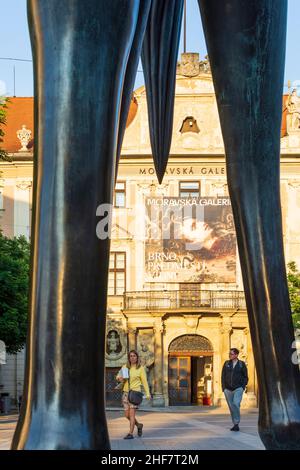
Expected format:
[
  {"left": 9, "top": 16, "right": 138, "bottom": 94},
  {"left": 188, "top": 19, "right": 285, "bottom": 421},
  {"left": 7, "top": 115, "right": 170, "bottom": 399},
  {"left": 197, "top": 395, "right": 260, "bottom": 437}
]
[{"left": 1, "top": 53, "right": 300, "bottom": 408}]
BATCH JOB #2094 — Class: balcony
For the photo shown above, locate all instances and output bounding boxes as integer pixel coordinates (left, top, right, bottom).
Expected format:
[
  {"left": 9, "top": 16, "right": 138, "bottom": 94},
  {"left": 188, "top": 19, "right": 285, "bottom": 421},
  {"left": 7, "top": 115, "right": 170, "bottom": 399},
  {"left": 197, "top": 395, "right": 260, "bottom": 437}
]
[{"left": 123, "top": 289, "right": 246, "bottom": 312}]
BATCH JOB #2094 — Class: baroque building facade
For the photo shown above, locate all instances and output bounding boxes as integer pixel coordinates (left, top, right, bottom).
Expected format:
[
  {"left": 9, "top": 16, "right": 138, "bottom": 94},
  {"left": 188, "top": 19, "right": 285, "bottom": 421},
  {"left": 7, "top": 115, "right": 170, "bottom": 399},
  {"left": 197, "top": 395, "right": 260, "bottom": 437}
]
[{"left": 1, "top": 53, "right": 300, "bottom": 409}]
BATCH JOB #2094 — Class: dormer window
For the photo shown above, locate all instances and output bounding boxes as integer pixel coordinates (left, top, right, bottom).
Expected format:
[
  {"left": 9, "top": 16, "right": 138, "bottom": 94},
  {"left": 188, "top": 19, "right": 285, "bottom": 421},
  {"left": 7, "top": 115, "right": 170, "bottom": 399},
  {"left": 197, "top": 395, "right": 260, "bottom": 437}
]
[
  {"left": 114, "top": 181, "right": 126, "bottom": 208},
  {"left": 180, "top": 116, "right": 200, "bottom": 134}
]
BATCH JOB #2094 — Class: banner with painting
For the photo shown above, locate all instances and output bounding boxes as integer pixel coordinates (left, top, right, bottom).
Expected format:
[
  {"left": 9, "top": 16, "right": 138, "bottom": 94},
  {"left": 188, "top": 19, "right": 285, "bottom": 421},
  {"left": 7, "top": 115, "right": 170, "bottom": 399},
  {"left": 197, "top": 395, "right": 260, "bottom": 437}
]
[{"left": 145, "top": 197, "right": 236, "bottom": 283}]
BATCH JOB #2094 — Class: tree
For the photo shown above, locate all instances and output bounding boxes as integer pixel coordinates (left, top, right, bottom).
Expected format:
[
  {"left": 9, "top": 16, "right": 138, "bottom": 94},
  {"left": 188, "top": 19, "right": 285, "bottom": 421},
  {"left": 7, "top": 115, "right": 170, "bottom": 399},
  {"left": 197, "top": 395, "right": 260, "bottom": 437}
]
[
  {"left": 0, "top": 96, "right": 12, "bottom": 162},
  {"left": 287, "top": 261, "right": 300, "bottom": 331},
  {"left": 0, "top": 232, "right": 30, "bottom": 354}
]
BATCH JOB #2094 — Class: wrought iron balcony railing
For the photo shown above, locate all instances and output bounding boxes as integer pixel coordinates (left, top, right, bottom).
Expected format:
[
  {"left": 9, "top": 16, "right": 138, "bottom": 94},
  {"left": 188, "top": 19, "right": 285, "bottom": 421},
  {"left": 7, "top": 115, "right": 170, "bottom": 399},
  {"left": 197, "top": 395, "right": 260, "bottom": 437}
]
[{"left": 123, "top": 289, "right": 246, "bottom": 311}]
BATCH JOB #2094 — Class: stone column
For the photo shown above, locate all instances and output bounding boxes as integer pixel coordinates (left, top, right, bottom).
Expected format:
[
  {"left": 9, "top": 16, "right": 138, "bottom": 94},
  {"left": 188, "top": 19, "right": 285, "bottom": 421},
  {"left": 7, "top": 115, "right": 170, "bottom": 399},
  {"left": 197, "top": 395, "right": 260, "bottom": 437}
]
[
  {"left": 244, "top": 328, "right": 257, "bottom": 407},
  {"left": 219, "top": 322, "right": 232, "bottom": 406},
  {"left": 152, "top": 318, "right": 165, "bottom": 407},
  {"left": 221, "top": 322, "right": 232, "bottom": 365},
  {"left": 0, "top": 179, "right": 4, "bottom": 211},
  {"left": 127, "top": 327, "right": 137, "bottom": 352},
  {"left": 14, "top": 181, "right": 32, "bottom": 240}
]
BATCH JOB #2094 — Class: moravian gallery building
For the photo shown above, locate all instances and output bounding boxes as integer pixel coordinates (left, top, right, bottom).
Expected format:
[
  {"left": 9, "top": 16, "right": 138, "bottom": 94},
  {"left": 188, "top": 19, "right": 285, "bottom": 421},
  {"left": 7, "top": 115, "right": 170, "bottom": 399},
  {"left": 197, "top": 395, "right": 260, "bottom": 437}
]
[{"left": 1, "top": 53, "right": 300, "bottom": 409}]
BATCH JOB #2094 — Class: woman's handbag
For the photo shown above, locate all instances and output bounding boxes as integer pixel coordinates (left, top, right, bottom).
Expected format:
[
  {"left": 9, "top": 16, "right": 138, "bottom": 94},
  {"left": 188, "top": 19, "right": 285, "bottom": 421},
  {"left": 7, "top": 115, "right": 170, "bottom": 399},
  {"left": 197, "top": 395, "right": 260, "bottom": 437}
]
[
  {"left": 128, "top": 372, "right": 144, "bottom": 405},
  {"left": 128, "top": 390, "right": 143, "bottom": 406}
]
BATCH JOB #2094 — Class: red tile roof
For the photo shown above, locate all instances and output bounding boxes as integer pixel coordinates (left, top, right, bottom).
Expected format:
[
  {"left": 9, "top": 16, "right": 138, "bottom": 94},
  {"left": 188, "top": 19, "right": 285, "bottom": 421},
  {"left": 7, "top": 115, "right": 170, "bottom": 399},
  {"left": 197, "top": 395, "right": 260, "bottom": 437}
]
[
  {"left": 1, "top": 96, "right": 138, "bottom": 153},
  {"left": 1, "top": 94, "right": 288, "bottom": 153},
  {"left": 2, "top": 97, "right": 34, "bottom": 153}
]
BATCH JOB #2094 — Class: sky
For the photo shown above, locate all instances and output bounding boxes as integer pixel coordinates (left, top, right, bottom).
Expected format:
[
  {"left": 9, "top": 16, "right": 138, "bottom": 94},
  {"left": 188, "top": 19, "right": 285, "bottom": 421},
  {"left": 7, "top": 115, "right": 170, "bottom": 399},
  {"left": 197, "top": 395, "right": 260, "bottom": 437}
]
[{"left": 0, "top": 0, "right": 299, "bottom": 97}]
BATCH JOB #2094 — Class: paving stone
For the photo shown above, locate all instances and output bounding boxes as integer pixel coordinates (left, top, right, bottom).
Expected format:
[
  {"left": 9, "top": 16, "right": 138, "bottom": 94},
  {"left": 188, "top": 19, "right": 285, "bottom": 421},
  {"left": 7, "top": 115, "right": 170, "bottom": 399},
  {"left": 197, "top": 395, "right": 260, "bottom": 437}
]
[{"left": 0, "top": 409, "right": 264, "bottom": 450}]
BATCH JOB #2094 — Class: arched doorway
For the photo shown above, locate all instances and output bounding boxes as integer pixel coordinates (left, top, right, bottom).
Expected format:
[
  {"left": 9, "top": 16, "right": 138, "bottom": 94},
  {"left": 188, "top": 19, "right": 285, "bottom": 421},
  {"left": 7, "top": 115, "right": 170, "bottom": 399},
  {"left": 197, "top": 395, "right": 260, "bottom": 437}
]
[{"left": 168, "top": 334, "right": 213, "bottom": 406}]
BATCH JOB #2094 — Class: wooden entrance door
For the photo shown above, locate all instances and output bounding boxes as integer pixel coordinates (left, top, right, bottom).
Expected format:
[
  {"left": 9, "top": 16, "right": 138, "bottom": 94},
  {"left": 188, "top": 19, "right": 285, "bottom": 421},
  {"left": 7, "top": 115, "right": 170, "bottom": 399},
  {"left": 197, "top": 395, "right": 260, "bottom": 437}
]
[{"left": 168, "top": 356, "right": 191, "bottom": 405}]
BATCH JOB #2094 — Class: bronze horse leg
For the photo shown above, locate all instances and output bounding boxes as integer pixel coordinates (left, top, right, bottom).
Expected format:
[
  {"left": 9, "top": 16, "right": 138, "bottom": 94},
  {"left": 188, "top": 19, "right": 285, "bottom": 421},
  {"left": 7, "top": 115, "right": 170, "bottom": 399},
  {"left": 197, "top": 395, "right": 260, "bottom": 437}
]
[
  {"left": 11, "top": 0, "right": 300, "bottom": 451},
  {"left": 11, "top": 0, "right": 143, "bottom": 450},
  {"left": 199, "top": 0, "right": 300, "bottom": 449}
]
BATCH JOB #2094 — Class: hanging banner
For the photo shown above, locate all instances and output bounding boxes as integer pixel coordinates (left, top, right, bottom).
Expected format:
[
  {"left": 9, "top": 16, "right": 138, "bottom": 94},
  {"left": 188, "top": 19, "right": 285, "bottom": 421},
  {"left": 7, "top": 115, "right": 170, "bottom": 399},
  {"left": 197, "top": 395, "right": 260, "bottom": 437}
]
[{"left": 145, "top": 197, "right": 236, "bottom": 283}]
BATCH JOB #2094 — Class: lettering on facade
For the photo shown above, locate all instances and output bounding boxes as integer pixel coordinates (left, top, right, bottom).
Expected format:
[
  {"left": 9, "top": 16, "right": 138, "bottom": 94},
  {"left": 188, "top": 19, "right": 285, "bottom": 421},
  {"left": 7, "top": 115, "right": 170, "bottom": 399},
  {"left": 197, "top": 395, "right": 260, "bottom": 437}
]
[
  {"left": 146, "top": 198, "right": 230, "bottom": 207},
  {"left": 139, "top": 167, "right": 225, "bottom": 176}
]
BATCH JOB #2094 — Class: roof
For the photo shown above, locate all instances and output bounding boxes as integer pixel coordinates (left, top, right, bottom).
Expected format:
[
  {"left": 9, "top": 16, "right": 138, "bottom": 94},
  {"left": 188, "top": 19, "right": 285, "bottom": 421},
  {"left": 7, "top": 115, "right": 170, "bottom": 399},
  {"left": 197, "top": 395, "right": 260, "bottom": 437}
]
[
  {"left": 2, "top": 97, "right": 33, "bottom": 153},
  {"left": 1, "top": 96, "right": 138, "bottom": 153},
  {"left": 127, "top": 96, "right": 138, "bottom": 127},
  {"left": 0, "top": 93, "right": 288, "bottom": 153}
]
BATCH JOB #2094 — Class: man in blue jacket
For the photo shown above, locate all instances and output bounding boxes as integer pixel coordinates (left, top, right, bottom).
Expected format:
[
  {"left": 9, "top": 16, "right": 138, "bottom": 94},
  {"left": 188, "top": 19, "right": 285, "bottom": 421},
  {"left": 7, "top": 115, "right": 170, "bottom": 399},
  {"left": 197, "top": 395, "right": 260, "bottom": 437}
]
[{"left": 221, "top": 348, "right": 248, "bottom": 431}]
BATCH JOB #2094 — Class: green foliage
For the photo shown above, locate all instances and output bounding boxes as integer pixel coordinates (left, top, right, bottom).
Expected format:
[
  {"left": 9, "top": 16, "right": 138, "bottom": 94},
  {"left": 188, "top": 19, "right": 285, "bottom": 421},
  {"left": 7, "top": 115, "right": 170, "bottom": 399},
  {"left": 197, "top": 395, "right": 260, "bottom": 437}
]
[
  {"left": 0, "top": 232, "right": 30, "bottom": 353},
  {"left": 287, "top": 261, "right": 300, "bottom": 331},
  {"left": 0, "top": 97, "right": 12, "bottom": 162}
]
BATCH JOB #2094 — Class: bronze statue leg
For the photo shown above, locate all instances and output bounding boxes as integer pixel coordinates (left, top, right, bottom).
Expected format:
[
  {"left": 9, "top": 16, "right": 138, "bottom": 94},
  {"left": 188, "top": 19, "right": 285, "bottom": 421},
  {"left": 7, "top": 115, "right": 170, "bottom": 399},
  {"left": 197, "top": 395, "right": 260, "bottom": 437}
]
[
  {"left": 199, "top": 0, "right": 300, "bottom": 449},
  {"left": 141, "top": 0, "right": 184, "bottom": 184},
  {"left": 11, "top": 0, "right": 141, "bottom": 450},
  {"left": 116, "top": 0, "right": 151, "bottom": 182}
]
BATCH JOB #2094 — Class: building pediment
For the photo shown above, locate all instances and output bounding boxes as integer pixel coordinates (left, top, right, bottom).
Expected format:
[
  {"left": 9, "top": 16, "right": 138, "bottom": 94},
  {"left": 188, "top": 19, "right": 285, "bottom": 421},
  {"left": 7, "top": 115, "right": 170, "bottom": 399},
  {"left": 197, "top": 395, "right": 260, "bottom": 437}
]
[{"left": 111, "top": 223, "right": 133, "bottom": 240}]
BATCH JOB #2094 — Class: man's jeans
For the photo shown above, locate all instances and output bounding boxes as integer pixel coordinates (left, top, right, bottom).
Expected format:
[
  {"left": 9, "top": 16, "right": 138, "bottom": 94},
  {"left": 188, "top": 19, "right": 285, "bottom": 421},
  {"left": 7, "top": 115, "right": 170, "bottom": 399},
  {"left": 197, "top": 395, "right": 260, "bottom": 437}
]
[{"left": 224, "top": 387, "right": 244, "bottom": 425}]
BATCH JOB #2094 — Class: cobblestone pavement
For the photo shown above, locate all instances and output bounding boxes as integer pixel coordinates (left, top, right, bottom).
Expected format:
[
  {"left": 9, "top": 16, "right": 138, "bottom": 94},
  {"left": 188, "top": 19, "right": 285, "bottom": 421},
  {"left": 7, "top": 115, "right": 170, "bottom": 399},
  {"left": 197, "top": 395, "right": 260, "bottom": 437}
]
[{"left": 0, "top": 408, "right": 264, "bottom": 450}]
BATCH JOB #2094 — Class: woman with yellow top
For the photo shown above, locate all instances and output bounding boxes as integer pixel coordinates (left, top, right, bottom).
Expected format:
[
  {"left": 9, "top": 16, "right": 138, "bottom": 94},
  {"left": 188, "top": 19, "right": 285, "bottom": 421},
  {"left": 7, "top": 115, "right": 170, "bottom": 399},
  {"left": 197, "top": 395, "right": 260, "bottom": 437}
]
[{"left": 116, "top": 350, "right": 151, "bottom": 439}]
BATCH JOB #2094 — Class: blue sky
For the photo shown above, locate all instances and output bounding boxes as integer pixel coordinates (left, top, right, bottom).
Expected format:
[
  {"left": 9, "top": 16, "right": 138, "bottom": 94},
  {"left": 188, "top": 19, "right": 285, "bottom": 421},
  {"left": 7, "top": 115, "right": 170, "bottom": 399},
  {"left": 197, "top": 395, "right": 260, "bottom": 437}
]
[{"left": 0, "top": 0, "right": 299, "bottom": 96}]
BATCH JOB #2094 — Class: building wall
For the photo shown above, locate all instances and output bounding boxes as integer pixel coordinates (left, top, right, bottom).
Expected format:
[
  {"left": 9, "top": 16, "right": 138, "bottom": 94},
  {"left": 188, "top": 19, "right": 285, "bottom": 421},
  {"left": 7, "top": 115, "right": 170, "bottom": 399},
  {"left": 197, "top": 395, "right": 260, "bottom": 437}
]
[
  {"left": 1, "top": 61, "right": 300, "bottom": 408},
  {"left": 0, "top": 350, "right": 25, "bottom": 407}
]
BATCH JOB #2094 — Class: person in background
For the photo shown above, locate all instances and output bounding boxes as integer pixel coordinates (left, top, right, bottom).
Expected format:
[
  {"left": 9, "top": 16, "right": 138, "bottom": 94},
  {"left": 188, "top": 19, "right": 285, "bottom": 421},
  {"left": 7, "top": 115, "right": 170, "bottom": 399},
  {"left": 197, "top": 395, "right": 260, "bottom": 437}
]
[
  {"left": 116, "top": 350, "right": 151, "bottom": 439},
  {"left": 221, "top": 348, "right": 248, "bottom": 431}
]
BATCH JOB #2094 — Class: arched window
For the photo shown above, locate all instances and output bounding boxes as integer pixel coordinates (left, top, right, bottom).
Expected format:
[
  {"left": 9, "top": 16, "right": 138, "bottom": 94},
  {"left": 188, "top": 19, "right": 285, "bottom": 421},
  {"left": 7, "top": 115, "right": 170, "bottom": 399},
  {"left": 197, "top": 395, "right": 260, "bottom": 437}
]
[
  {"left": 180, "top": 116, "right": 200, "bottom": 134},
  {"left": 169, "top": 334, "right": 213, "bottom": 354}
]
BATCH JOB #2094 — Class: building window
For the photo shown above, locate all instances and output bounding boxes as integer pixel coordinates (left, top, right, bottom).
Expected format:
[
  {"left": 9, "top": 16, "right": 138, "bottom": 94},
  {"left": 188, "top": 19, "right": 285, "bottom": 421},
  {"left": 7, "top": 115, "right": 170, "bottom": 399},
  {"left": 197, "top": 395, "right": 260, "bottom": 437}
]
[
  {"left": 0, "top": 189, "right": 4, "bottom": 211},
  {"left": 179, "top": 181, "right": 200, "bottom": 198},
  {"left": 114, "top": 181, "right": 126, "bottom": 208},
  {"left": 179, "top": 116, "right": 200, "bottom": 134},
  {"left": 108, "top": 252, "right": 126, "bottom": 295}
]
